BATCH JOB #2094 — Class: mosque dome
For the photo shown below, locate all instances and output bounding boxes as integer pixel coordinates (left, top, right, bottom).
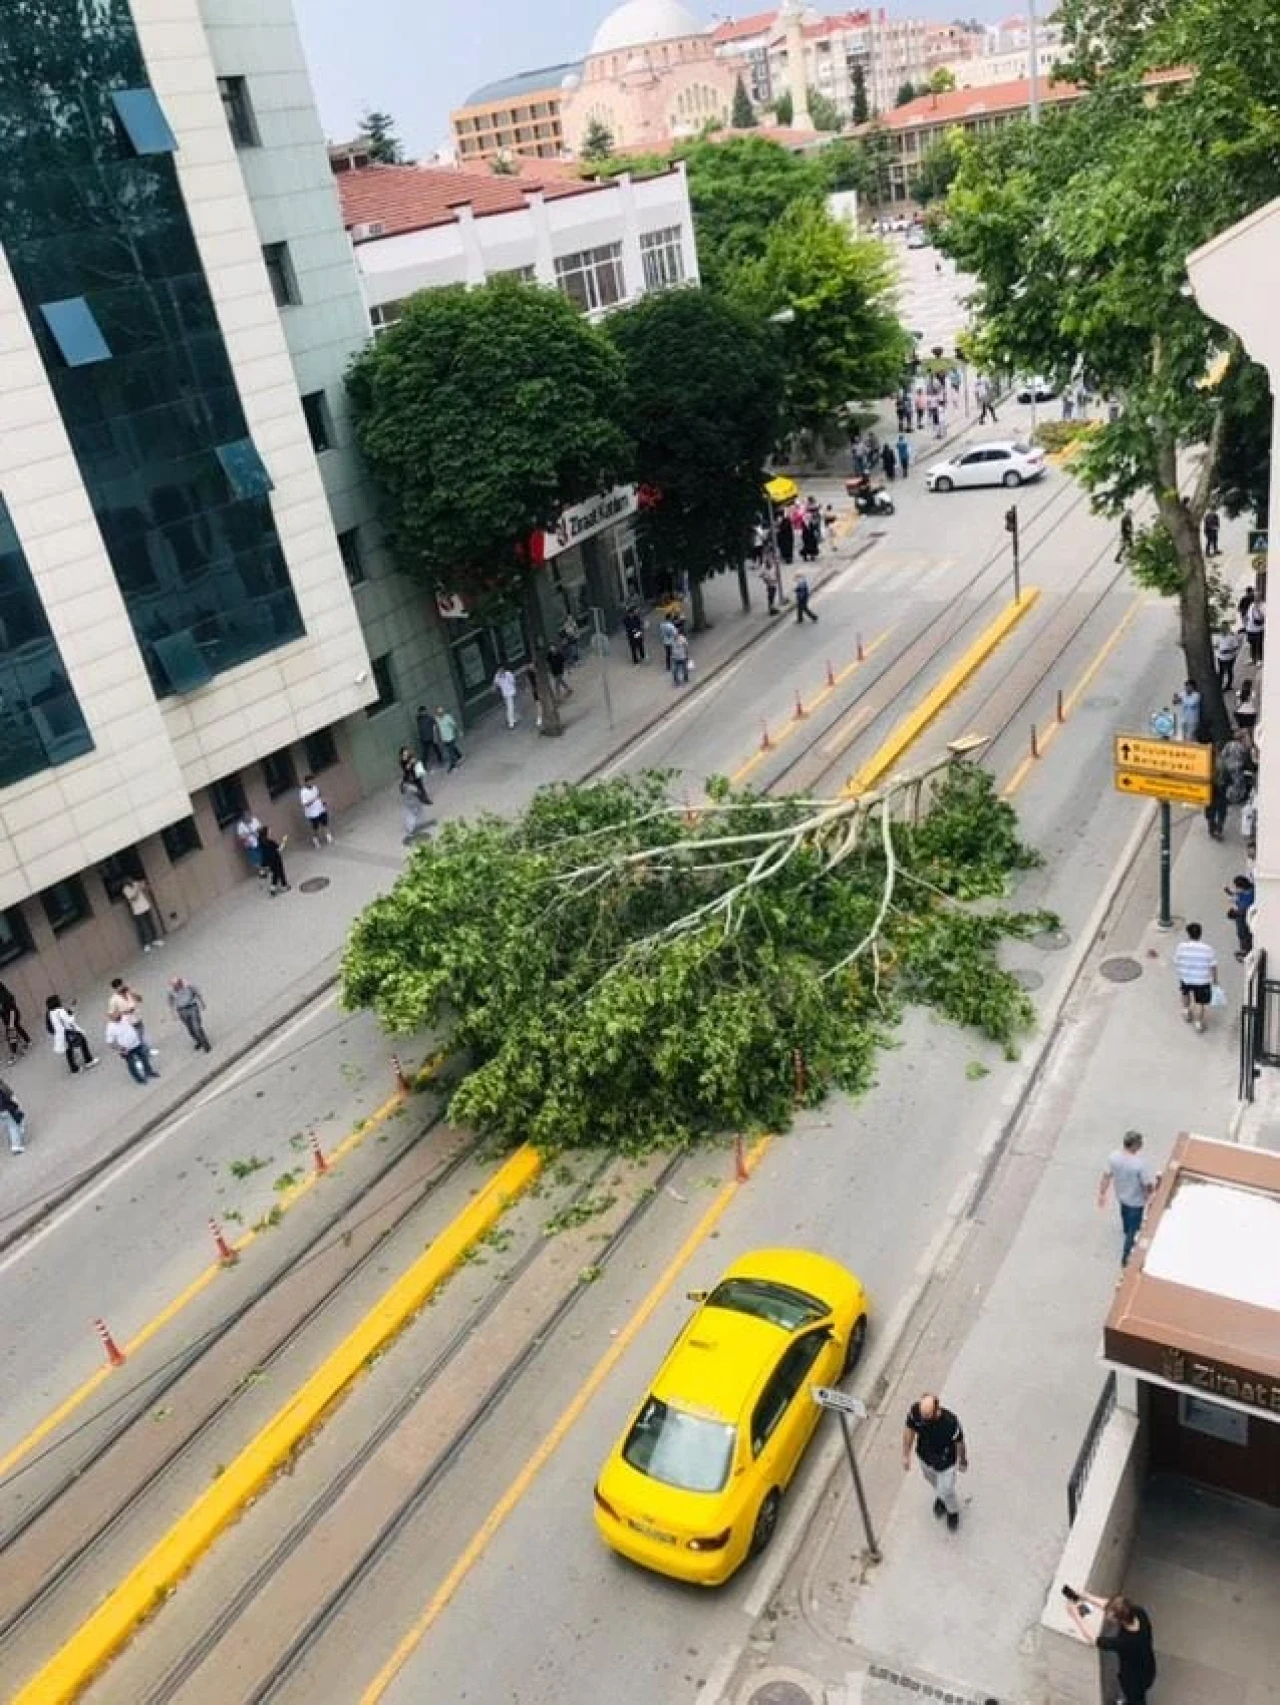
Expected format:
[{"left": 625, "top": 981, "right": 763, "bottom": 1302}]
[{"left": 588, "top": 0, "right": 703, "bottom": 57}]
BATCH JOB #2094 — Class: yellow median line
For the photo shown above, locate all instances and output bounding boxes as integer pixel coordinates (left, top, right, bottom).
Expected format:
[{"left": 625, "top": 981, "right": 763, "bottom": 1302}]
[
  {"left": 729, "top": 632, "right": 891, "bottom": 787},
  {"left": 0, "top": 1053, "right": 445, "bottom": 1490},
  {"left": 1001, "top": 591, "right": 1147, "bottom": 797},
  {"left": 359, "top": 1134, "right": 773, "bottom": 1704},
  {"left": 15, "top": 1139, "right": 541, "bottom": 1705},
  {"left": 844, "top": 589, "right": 1041, "bottom": 796}
]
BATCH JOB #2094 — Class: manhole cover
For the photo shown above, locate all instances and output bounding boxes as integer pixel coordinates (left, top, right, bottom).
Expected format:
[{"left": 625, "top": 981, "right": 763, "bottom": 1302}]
[
  {"left": 747, "top": 1685, "right": 815, "bottom": 1705},
  {"left": 298, "top": 876, "right": 331, "bottom": 894},
  {"left": 1033, "top": 926, "right": 1071, "bottom": 952},
  {"left": 1101, "top": 956, "right": 1143, "bottom": 982},
  {"left": 1012, "top": 967, "right": 1044, "bottom": 990},
  {"left": 1080, "top": 694, "right": 1120, "bottom": 710}
]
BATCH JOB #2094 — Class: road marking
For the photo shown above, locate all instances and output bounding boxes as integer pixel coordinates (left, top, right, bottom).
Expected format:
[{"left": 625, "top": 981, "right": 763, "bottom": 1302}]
[
  {"left": 1001, "top": 592, "right": 1147, "bottom": 797},
  {"left": 357, "top": 1136, "right": 774, "bottom": 1705},
  {"left": 845, "top": 590, "right": 1041, "bottom": 796},
  {"left": 728, "top": 633, "right": 891, "bottom": 786},
  {"left": 12, "top": 1143, "right": 542, "bottom": 1705}
]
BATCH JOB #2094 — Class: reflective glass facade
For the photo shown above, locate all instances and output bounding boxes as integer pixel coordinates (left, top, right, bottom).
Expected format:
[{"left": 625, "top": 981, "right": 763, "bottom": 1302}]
[
  {"left": 0, "top": 496, "right": 94, "bottom": 787},
  {"left": 0, "top": 1, "right": 304, "bottom": 699}
]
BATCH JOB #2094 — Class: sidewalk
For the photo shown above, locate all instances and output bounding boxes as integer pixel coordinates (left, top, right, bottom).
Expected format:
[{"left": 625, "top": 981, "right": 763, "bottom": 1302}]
[
  {"left": 0, "top": 541, "right": 865, "bottom": 1250},
  {"left": 734, "top": 802, "right": 1255, "bottom": 1704}
]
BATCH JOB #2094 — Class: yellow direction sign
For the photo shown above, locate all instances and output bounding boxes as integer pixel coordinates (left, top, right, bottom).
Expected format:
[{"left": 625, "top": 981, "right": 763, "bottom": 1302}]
[
  {"left": 1114, "top": 770, "right": 1212, "bottom": 807},
  {"left": 1112, "top": 734, "right": 1213, "bottom": 782}
]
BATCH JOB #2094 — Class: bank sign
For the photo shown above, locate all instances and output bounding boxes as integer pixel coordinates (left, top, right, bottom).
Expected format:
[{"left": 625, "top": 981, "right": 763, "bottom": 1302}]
[{"left": 542, "top": 486, "right": 638, "bottom": 560}]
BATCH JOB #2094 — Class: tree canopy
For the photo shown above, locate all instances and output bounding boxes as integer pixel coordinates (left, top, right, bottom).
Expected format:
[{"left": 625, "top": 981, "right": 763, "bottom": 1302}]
[
  {"left": 359, "top": 108, "right": 404, "bottom": 165},
  {"left": 581, "top": 117, "right": 614, "bottom": 160},
  {"left": 913, "top": 129, "right": 963, "bottom": 204},
  {"left": 808, "top": 87, "right": 843, "bottom": 132},
  {"left": 342, "top": 765, "right": 1045, "bottom": 1155},
  {"left": 851, "top": 63, "right": 870, "bottom": 125},
  {"left": 772, "top": 90, "right": 794, "bottom": 127},
  {"left": 895, "top": 80, "right": 918, "bottom": 106},
  {"left": 731, "top": 75, "right": 756, "bottom": 129},
  {"left": 678, "top": 135, "right": 827, "bottom": 292}
]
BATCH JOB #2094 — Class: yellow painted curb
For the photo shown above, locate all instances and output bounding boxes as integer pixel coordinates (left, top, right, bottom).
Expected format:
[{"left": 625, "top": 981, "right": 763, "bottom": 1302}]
[
  {"left": 15, "top": 1142, "right": 542, "bottom": 1705},
  {"left": 844, "top": 589, "right": 1041, "bottom": 796}
]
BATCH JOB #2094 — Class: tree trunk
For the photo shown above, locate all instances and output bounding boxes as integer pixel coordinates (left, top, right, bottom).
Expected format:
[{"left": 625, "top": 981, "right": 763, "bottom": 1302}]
[
  {"left": 690, "top": 575, "right": 708, "bottom": 633},
  {"left": 736, "top": 560, "right": 751, "bottom": 613},
  {"left": 521, "top": 575, "right": 563, "bottom": 737},
  {"left": 1160, "top": 491, "right": 1229, "bottom": 745}
]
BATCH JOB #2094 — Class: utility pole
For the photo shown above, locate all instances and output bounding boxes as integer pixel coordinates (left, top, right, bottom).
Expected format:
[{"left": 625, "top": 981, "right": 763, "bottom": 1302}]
[{"left": 1005, "top": 503, "right": 1022, "bottom": 603}]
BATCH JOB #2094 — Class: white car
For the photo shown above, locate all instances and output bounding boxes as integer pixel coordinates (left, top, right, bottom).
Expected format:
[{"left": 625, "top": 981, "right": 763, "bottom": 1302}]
[
  {"left": 926, "top": 440, "right": 1047, "bottom": 492},
  {"left": 1015, "top": 376, "right": 1057, "bottom": 403}
]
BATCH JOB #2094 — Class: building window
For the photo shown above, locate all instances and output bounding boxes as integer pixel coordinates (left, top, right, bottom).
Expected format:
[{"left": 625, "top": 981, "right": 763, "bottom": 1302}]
[
  {"left": 301, "top": 391, "right": 334, "bottom": 454},
  {"left": 370, "top": 300, "right": 406, "bottom": 336},
  {"left": 210, "top": 773, "right": 248, "bottom": 829},
  {"left": 111, "top": 88, "right": 178, "bottom": 156},
  {"left": 262, "top": 241, "right": 300, "bottom": 307},
  {"left": 218, "top": 75, "right": 260, "bottom": 147},
  {"left": 337, "top": 527, "right": 366, "bottom": 586},
  {"left": 161, "top": 816, "right": 203, "bottom": 863},
  {"left": 0, "top": 906, "right": 33, "bottom": 968},
  {"left": 39, "top": 297, "right": 112, "bottom": 367},
  {"left": 554, "top": 243, "right": 626, "bottom": 313},
  {"left": 365, "top": 652, "right": 397, "bottom": 717},
  {"left": 215, "top": 437, "right": 274, "bottom": 500},
  {"left": 97, "top": 847, "right": 146, "bottom": 902},
  {"left": 41, "top": 877, "right": 92, "bottom": 936},
  {"left": 261, "top": 748, "right": 297, "bottom": 798},
  {"left": 304, "top": 726, "right": 339, "bottom": 773},
  {"left": 640, "top": 227, "right": 686, "bottom": 291}
]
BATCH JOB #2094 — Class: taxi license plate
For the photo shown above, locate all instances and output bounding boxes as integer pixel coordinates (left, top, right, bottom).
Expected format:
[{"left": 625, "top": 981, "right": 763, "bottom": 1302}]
[{"left": 627, "top": 1517, "right": 676, "bottom": 1544}]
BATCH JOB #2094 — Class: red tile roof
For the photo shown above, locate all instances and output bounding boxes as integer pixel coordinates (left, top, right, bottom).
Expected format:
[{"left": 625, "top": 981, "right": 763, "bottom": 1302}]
[
  {"left": 711, "top": 10, "right": 778, "bottom": 42},
  {"left": 335, "top": 163, "right": 604, "bottom": 240},
  {"left": 871, "top": 74, "right": 1082, "bottom": 129}
]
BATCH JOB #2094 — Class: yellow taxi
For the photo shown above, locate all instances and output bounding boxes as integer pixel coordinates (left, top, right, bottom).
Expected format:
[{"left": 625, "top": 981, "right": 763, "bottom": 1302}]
[{"left": 593, "top": 1248, "right": 869, "bottom": 1585}]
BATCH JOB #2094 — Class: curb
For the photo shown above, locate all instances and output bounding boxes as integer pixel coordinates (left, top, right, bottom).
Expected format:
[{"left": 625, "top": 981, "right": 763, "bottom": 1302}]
[{"left": 13, "top": 1143, "right": 544, "bottom": 1705}]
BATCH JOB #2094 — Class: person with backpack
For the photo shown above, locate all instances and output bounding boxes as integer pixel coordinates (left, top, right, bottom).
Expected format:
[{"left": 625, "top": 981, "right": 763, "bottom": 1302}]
[{"left": 46, "top": 994, "right": 96, "bottom": 1074}]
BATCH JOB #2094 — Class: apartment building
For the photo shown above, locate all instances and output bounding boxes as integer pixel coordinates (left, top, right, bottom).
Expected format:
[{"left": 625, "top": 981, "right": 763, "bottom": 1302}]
[{"left": 450, "top": 65, "right": 581, "bottom": 168}]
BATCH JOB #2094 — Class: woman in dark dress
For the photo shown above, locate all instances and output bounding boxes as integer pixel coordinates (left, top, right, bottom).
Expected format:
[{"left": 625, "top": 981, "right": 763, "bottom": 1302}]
[
  {"left": 0, "top": 982, "right": 31, "bottom": 1064},
  {"left": 1065, "top": 1590, "right": 1156, "bottom": 1704}
]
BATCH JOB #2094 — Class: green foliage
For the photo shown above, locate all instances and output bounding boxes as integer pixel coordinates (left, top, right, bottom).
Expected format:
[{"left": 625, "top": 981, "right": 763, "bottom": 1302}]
[
  {"left": 731, "top": 75, "right": 756, "bottom": 130},
  {"left": 679, "top": 136, "right": 827, "bottom": 292},
  {"left": 851, "top": 63, "right": 870, "bottom": 125},
  {"left": 1215, "top": 356, "right": 1273, "bottom": 524},
  {"left": 360, "top": 108, "right": 405, "bottom": 165},
  {"left": 581, "top": 118, "right": 614, "bottom": 160},
  {"left": 342, "top": 765, "right": 1044, "bottom": 1155},
  {"left": 1030, "top": 420, "right": 1096, "bottom": 453},
  {"left": 772, "top": 90, "right": 794, "bottom": 127},
  {"left": 928, "top": 68, "right": 957, "bottom": 95},
  {"left": 808, "top": 87, "right": 843, "bottom": 132},
  {"left": 895, "top": 81, "right": 918, "bottom": 107},
  {"left": 607, "top": 290, "right": 784, "bottom": 593},
  {"left": 913, "top": 129, "right": 963, "bottom": 205},
  {"left": 728, "top": 200, "right": 910, "bottom": 439}
]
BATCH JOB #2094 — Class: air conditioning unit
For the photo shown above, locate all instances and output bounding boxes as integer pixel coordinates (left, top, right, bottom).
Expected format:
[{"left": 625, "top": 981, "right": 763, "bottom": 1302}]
[{"left": 350, "top": 220, "right": 386, "bottom": 241}]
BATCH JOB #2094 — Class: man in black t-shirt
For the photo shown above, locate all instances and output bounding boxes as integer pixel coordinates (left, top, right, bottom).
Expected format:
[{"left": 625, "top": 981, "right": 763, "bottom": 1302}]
[{"left": 902, "top": 1392, "right": 968, "bottom": 1530}]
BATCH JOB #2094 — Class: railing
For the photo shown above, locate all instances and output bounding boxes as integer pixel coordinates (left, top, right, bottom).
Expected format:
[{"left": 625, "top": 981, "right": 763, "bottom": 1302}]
[
  {"left": 1067, "top": 1371, "right": 1117, "bottom": 1526},
  {"left": 1239, "top": 950, "right": 1280, "bottom": 1102}
]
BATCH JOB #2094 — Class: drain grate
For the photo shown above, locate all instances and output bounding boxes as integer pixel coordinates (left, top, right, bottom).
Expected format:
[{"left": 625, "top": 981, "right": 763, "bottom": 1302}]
[
  {"left": 867, "top": 1662, "right": 998, "bottom": 1703},
  {"left": 1100, "top": 956, "right": 1142, "bottom": 983},
  {"left": 1032, "top": 926, "right": 1071, "bottom": 952},
  {"left": 747, "top": 1685, "right": 815, "bottom": 1705},
  {"left": 298, "top": 876, "right": 331, "bottom": 893}
]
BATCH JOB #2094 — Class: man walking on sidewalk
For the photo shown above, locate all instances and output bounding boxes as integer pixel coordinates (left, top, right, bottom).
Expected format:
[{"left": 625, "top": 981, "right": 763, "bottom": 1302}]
[
  {"left": 168, "top": 976, "right": 211, "bottom": 1052},
  {"left": 975, "top": 375, "right": 997, "bottom": 424},
  {"left": 1174, "top": 921, "right": 1218, "bottom": 1033},
  {"left": 493, "top": 666, "right": 519, "bottom": 727},
  {"left": 794, "top": 572, "right": 818, "bottom": 624},
  {"left": 902, "top": 1392, "right": 967, "bottom": 1530},
  {"left": 105, "top": 1011, "right": 160, "bottom": 1084},
  {"left": 1097, "top": 1130, "right": 1158, "bottom": 1265}
]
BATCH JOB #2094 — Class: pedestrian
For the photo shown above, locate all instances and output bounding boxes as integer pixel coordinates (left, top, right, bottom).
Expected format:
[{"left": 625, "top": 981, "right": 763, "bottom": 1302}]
[
  {"left": 805, "top": 494, "right": 822, "bottom": 544},
  {"left": 751, "top": 519, "right": 768, "bottom": 566},
  {"left": 298, "top": 774, "right": 333, "bottom": 847},
  {"left": 902, "top": 1392, "right": 967, "bottom": 1530},
  {"left": 121, "top": 874, "right": 164, "bottom": 951},
  {"left": 167, "top": 976, "right": 211, "bottom": 1051},
  {"left": 776, "top": 513, "right": 794, "bottom": 565},
  {"left": 416, "top": 704, "right": 445, "bottom": 770},
  {"left": 671, "top": 627, "right": 691, "bottom": 686},
  {"left": 547, "top": 641, "right": 573, "bottom": 700},
  {"left": 1238, "top": 585, "right": 1256, "bottom": 627},
  {"left": 1063, "top": 1591, "right": 1157, "bottom": 1705},
  {"left": 794, "top": 571, "right": 818, "bottom": 624},
  {"left": 881, "top": 441, "right": 897, "bottom": 482},
  {"left": 1061, "top": 389, "right": 1074, "bottom": 421},
  {"left": 1234, "top": 675, "right": 1259, "bottom": 738},
  {"left": 259, "top": 826, "right": 290, "bottom": 895},
  {"left": 1173, "top": 680, "right": 1201, "bottom": 743},
  {"left": 1242, "top": 791, "right": 1258, "bottom": 859},
  {"left": 823, "top": 502, "right": 838, "bottom": 532},
  {"left": 1213, "top": 623, "right": 1242, "bottom": 693},
  {"left": 1203, "top": 506, "right": 1221, "bottom": 558},
  {"left": 1227, "top": 872, "right": 1255, "bottom": 960},
  {"left": 235, "top": 808, "right": 268, "bottom": 881},
  {"left": 659, "top": 613, "right": 677, "bottom": 671},
  {"left": 105, "top": 1010, "right": 159, "bottom": 1084},
  {"left": 1205, "top": 754, "right": 1229, "bottom": 842},
  {"left": 107, "top": 976, "right": 147, "bottom": 1045},
  {"left": 560, "top": 612, "right": 581, "bottom": 668},
  {"left": 1097, "top": 1130, "right": 1158, "bottom": 1265},
  {"left": 761, "top": 562, "right": 780, "bottom": 616},
  {"left": 799, "top": 516, "right": 819, "bottom": 562},
  {"left": 934, "top": 402, "right": 948, "bottom": 439},
  {"left": 493, "top": 665, "right": 519, "bottom": 727},
  {"left": 436, "top": 706, "right": 463, "bottom": 770},
  {"left": 1116, "top": 510, "right": 1134, "bottom": 562},
  {"left": 398, "top": 746, "right": 431, "bottom": 841},
  {"left": 1244, "top": 595, "right": 1265, "bottom": 664},
  {"left": 0, "top": 1076, "right": 26, "bottom": 1153},
  {"left": 619, "top": 605, "right": 644, "bottom": 666},
  {"left": 897, "top": 432, "right": 911, "bottom": 479},
  {"left": 1173, "top": 920, "right": 1217, "bottom": 1034},
  {"left": 1075, "top": 380, "right": 1089, "bottom": 416},
  {"left": 975, "top": 375, "right": 998, "bottom": 424},
  {"left": 0, "top": 981, "right": 31, "bottom": 1063},
  {"left": 914, "top": 383, "right": 926, "bottom": 430},
  {"left": 45, "top": 994, "right": 96, "bottom": 1074}
]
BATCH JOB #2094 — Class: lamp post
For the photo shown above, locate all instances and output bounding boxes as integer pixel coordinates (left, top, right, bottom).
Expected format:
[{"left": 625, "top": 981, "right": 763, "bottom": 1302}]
[
  {"left": 1027, "top": 0, "right": 1042, "bottom": 122},
  {"left": 766, "top": 307, "right": 798, "bottom": 603}
]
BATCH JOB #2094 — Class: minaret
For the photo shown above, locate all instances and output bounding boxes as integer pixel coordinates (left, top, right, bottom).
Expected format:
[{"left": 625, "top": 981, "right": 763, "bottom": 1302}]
[{"left": 781, "top": 0, "right": 812, "bottom": 129}]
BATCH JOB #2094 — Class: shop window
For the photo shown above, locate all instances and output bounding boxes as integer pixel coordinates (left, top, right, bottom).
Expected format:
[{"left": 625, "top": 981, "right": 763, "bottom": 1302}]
[
  {"left": 0, "top": 906, "right": 33, "bottom": 968},
  {"left": 111, "top": 88, "right": 177, "bottom": 156},
  {"left": 304, "top": 726, "right": 339, "bottom": 773},
  {"left": 209, "top": 773, "right": 248, "bottom": 828},
  {"left": 261, "top": 747, "right": 297, "bottom": 798},
  {"left": 365, "top": 652, "right": 397, "bottom": 716},
  {"left": 338, "top": 527, "right": 365, "bottom": 586},
  {"left": 39, "top": 297, "right": 112, "bottom": 367},
  {"left": 97, "top": 846, "right": 146, "bottom": 902},
  {"left": 301, "top": 391, "right": 333, "bottom": 454},
  {"left": 161, "top": 816, "right": 203, "bottom": 863},
  {"left": 41, "top": 876, "right": 93, "bottom": 936},
  {"left": 217, "top": 76, "right": 260, "bottom": 147},
  {"left": 262, "top": 241, "right": 300, "bottom": 307}
]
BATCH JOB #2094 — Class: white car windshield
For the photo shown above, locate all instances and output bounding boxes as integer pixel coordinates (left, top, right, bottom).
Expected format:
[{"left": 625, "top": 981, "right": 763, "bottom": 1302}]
[{"left": 622, "top": 1397, "right": 736, "bottom": 1493}]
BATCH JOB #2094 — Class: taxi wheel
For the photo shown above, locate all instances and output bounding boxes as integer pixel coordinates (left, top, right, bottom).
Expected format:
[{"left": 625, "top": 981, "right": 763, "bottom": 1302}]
[
  {"left": 842, "top": 1314, "right": 868, "bottom": 1377},
  {"left": 749, "top": 1489, "right": 781, "bottom": 1558}
]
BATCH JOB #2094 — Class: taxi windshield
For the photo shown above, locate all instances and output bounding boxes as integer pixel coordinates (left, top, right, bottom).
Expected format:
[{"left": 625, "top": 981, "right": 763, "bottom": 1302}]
[{"left": 622, "top": 1397, "right": 735, "bottom": 1493}]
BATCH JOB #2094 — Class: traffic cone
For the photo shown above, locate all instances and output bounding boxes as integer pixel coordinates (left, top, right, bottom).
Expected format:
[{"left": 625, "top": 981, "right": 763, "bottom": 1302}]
[
  {"left": 391, "top": 1052, "right": 411, "bottom": 1092},
  {"left": 94, "top": 1318, "right": 126, "bottom": 1368},
  {"left": 856, "top": 634, "right": 866, "bottom": 662},
  {"left": 760, "top": 720, "right": 773, "bottom": 752},
  {"left": 794, "top": 690, "right": 806, "bottom": 720},
  {"left": 310, "top": 1131, "right": 329, "bottom": 1176},
  {"left": 734, "top": 1134, "right": 750, "bottom": 1183},
  {"left": 826, "top": 659, "right": 836, "bottom": 689},
  {"left": 210, "top": 1217, "right": 238, "bottom": 1267}
]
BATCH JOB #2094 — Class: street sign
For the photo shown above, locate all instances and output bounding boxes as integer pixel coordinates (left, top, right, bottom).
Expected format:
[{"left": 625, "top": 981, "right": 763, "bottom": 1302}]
[
  {"left": 1114, "top": 770, "right": 1212, "bottom": 807},
  {"left": 1113, "top": 734, "right": 1213, "bottom": 782},
  {"left": 1248, "top": 529, "right": 1269, "bottom": 555},
  {"left": 811, "top": 1386, "right": 868, "bottom": 1418}
]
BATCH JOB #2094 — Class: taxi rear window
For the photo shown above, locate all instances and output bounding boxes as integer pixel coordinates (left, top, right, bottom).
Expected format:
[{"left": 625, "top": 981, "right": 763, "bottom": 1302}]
[
  {"left": 705, "top": 1276, "right": 827, "bottom": 1331},
  {"left": 622, "top": 1397, "right": 735, "bottom": 1493}
]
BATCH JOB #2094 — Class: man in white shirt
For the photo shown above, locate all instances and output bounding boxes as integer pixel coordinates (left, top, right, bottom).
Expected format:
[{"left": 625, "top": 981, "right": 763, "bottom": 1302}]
[
  {"left": 105, "top": 1012, "right": 160, "bottom": 1084},
  {"left": 493, "top": 667, "right": 518, "bottom": 729},
  {"left": 1173, "top": 921, "right": 1217, "bottom": 1033},
  {"left": 299, "top": 774, "right": 333, "bottom": 848}
]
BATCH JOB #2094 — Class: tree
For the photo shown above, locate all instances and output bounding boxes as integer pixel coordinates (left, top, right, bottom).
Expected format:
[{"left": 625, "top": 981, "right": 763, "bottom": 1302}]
[
  {"left": 360, "top": 108, "right": 404, "bottom": 165},
  {"left": 342, "top": 762, "right": 1046, "bottom": 1156},
  {"left": 851, "top": 63, "right": 870, "bottom": 125},
  {"left": 581, "top": 117, "right": 614, "bottom": 161},
  {"left": 807, "top": 87, "right": 843, "bottom": 132},
  {"left": 913, "top": 129, "right": 962, "bottom": 205},
  {"left": 729, "top": 201, "right": 910, "bottom": 443},
  {"left": 895, "top": 81, "right": 918, "bottom": 107},
  {"left": 731, "top": 75, "right": 756, "bottom": 129},
  {"left": 927, "top": 67, "right": 958, "bottom": 97},
  {"left": 347, "top": 280, "right": 630, "bottom": 737},
  {"left": 772, "top": 90, "right": 794, "bottom": 127},
  {"left": 679, "top": 135, "right": 828, "bottom": 294},
  {"left": 608, "top": 291, "right": 785, "bottom": 628}
]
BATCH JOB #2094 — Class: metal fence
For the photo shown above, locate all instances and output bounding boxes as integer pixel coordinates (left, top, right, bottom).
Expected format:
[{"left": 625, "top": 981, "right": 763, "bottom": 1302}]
[
  {"left": 1067, "top": 1372, "right": 1118, "bottom": 1526},
  {"left": 1239, "top": 950, "right": 1280, "bottom": 1103}
]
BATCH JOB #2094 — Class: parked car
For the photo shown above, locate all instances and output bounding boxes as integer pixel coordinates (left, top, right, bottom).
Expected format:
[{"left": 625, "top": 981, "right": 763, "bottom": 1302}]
[
  {"left": 925, "top": 440, "right": 1047, "bottom": 492},
  {"left": 592, "top": 1248, "right": 869, "bottom": 1585},
  {"left": 906, "top": 226, "right": 929, "bottom": 249},
  {"left": 1016, "top": 376, "right": 1057, "bottom": 403}
]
